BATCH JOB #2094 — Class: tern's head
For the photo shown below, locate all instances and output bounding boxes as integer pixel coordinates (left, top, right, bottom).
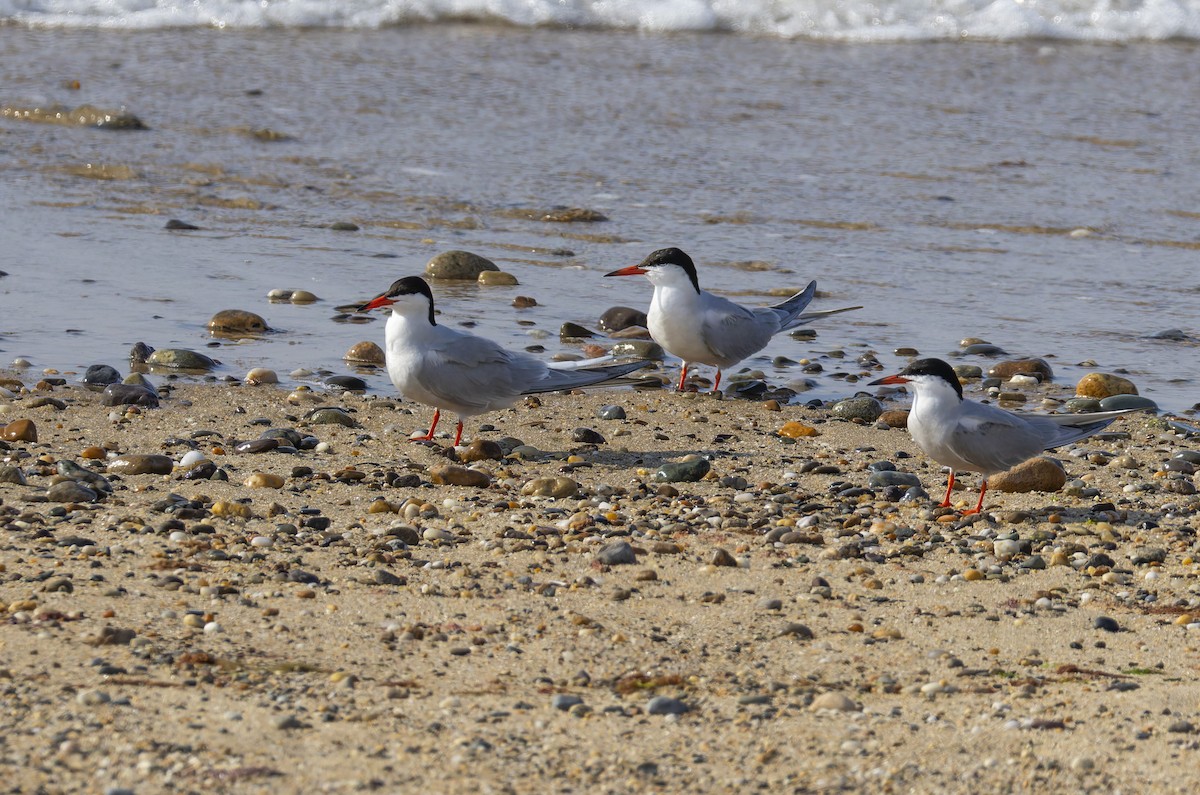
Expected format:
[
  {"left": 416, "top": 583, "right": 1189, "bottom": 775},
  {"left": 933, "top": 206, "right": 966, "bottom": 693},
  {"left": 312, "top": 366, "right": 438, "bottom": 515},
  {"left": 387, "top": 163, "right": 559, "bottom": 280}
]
[
  {"left": 869, "top": 357, "right": 963, "bottom": 401},
  {"left": 605, "top": 247, "right": 700, "bottom": 294},
  {"left": 356, "top": 276, "right": 436, "bottom": 325}
]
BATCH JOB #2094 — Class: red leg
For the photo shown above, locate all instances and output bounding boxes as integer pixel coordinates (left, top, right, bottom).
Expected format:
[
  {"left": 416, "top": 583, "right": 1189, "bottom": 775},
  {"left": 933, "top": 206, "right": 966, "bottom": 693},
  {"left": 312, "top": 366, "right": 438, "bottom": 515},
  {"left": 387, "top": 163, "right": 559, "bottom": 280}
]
[
  {"left": 411, "top": 408, "right": 440, "bottom": 442},
  {"left": 453, "top": 421, "right": 464, "bottom": 447},
  {"left": 962, "top": 479, "right": 988, "bottom": 516},
  {"left": 676, "top": 363, "right": 690, "bottom": 392},
  {"left": 940, "top": 470, "right": 956, "bottom": 508},
  {"left": 712, "top": 369, "right": 723, "bottom": 393}
]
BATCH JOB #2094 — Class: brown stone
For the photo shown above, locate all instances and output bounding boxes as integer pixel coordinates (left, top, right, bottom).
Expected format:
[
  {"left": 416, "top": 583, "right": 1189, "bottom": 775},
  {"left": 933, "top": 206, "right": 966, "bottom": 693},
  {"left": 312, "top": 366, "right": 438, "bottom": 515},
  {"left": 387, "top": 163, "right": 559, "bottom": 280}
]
[
  {"left": 0, "top": 418, "right": 37, "bottom": 442},
  {"left": 988, "top": 457, "right": 1067, "bottom": 494},
  {"left": 458, "top": 439, "right": 504, "bottom": 462},
  {"left": 429, "top": 464, "right": 491, "bottom": 488},
  {"left": 343, "top": 341, "right": 385, "bottom": 365},
  {"left": 987, "top": 358, "right": 1053, "bottom": 381},
  {"left": 879, "top": 409, "right": 910, "bottom": 429}
]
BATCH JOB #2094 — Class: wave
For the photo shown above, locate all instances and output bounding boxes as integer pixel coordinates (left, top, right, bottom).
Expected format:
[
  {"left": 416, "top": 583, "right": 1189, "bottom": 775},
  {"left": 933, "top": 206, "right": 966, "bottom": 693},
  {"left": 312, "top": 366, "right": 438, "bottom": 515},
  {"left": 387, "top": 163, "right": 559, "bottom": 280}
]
[{"left": 3, "top": 0, "right": 1200, "bottom": 41}]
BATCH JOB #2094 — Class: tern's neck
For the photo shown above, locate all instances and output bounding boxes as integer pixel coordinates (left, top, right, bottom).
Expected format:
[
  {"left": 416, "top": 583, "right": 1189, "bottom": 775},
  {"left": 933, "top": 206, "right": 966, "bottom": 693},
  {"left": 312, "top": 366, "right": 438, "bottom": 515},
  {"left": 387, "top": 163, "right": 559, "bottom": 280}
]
[
  {"left": 385, "top": 307, "right": 439, "bottom": 345},
  {"left": 911, "top": 380, "right": 964, "bottom": 418}
]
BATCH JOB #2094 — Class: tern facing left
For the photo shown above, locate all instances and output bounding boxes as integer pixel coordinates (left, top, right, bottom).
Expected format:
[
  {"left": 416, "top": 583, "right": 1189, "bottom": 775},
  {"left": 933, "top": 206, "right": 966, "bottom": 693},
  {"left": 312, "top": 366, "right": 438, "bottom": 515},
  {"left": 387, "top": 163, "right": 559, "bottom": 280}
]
[
  {"left": 870, "top": 358, "right": 1145, "bottom": 515},
  {"left": 605, "top": 247, "right": 860, "bottom": 392},
  {"left": 357, "top": 276, "right": 647, "bottom": 446}
]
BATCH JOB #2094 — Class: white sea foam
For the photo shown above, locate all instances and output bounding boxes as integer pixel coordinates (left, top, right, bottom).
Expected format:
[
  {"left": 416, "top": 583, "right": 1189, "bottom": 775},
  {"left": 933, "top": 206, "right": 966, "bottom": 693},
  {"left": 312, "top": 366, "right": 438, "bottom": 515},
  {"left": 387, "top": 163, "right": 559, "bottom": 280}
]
[{"left": 2, "top": 0, "right": 1199, "bottom": 40}]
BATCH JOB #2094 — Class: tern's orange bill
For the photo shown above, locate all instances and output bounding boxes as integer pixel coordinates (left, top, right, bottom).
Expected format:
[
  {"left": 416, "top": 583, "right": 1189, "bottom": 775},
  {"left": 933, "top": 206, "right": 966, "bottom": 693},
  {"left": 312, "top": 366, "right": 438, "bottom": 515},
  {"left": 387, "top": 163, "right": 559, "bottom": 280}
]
[
  {"left": 604, "top": 265, "right": 647, "bottom": 277},
  {"left": 869, "top": 374, "right": 910, "bottom": 386},
  {"left": 357, "top": 294, "right": 394, "bottom": 312}
]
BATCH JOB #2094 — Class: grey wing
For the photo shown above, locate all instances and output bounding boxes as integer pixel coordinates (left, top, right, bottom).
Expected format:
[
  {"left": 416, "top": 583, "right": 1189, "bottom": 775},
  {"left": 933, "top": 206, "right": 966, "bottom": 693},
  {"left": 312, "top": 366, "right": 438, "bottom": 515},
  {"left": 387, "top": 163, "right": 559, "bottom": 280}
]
[
  {"left": 700, "top": 301, "right": 779, "bottom": 366},
  {"left": 424, "top": 336, "right": 544, "bottom": 411},
  {"left": 522, "top": 359, "right": 648, "bottom": 394},
  {"left": 953, "top": 413, "right": 1046, "bottom": 474}
]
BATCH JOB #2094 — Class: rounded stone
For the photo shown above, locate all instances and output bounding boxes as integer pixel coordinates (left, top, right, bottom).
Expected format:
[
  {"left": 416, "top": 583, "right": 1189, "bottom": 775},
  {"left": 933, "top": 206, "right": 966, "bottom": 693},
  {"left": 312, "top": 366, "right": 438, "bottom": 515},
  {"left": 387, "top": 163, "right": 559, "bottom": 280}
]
[
  {"left": 868, "top": 470, "right": 921, "bottom": 488},
  {"left": 100, "top": 384, "right": 159, "bottom": 407},
  {"left": 831, "top": 396, "right": 883, "bottom": 423},
  {"left": 810, "top": 692, "right": 860, "bottom": 712},
  {"left": 82, "top": 364, "right": 121, "bottom": 386},
  {"left": 459, "top": 439, "right": 504, "bottom": 462},
  {"left": 653, "top": 458, "right": 711, "bottom": 483},
  {"left": 599, "top": 306, "right": 648, "bottom": 332},
  {"left": 645, "top": 696, "right": 690, "bottom": 715},
  {"left": 145, "top": 348, "right": 219, "bottom": 371},
  {"left": 1, "top": 418, "right": 37, "bottom": 442},
  {"left": 245, "top": 472, "right": 285, "bottom": 489},
  {"left": 107, "top": 454, "right": 174, "bottom": 476},
  {"left": 425, "top": 250, "right": 497, "bottom": 280},
  {"left": 325, "top": 375, "right": 367, "bottom": 391},
  {"left": 305, "top": 407, "right": 359, "bottom": 427},
  {"left": 595, "top": 540, "right": 636, "bottom": 565},
  {"left": 610, "top": 341, "right": 664, "bottom": 360},
  {"left": 343, "top": 341, "right": 385, "bottom": 365},
  {"left": 478, "top": 271, "right": 518, "bottom": 286},
  {"left": 245, "top": 368, "right": 279, "bottom": 384},
  {"left": 879, "top": 409, "right": 909, "bottom": 428},
  {"left": 1098, "top": 394, "right": 1157, "bottom": 411},
  {"left": 987, "top": 358, "right": 1053, "bottom": 381},
  {"left": 521, "top": 477, "right": 581, "bottom": 498},
  {"left": 560, "top": 322, "right": 596, "bottom": 340},
  {"left": 596, "top": 404, "right": 626, "bottom": 420},
  {"left": 988, "top": 457, "right": 1066, "bottom": 494},
  {"left": 429, "top": 464, "right": 491, "bottom": 488},
  {"left": 208, "top": 309, "right": 269, "bottom": 336},
  {"left": 1076, "top": 372, "right": 1138, "bottom": 399},
  {"left": 47, "top": 480, "right": 98, "bottom": 503}
]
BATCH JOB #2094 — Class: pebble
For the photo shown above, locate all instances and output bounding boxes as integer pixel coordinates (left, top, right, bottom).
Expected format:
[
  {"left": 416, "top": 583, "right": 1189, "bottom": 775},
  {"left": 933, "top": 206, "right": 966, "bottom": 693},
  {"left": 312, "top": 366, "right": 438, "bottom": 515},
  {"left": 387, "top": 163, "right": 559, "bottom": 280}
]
[
  {"left": 268, "top": 288, "right": 320, "bottom": 303},
  {"left": 988, "top": 358, "right": 1053, "bottom": 380},
  {"left": 207, "top": 309, "right": 269, "bottom": 336},
  {"left": 459, "top": 439, "right": 504, "bottom": 462},
  {"left": 81, "top": 364, "right": 121, "bottom": 386},
  {"left": 46, "top": 480, "right": 99, "bottom": 503},
  {"left": 559, "top": 322, "right": 596, "bottom": 340},
  {"left": 596, "top": 404, "right": 626, "bottom": 420},
  {"left": 1076, "top": 372, "right": 1138, "bottom": 399},
  {"left": 305, "top": 407, "right": 359, "bottom": 427},
  {"left": 1, "top": 418, "right": 37, "bottom": 442},
  {"left": 0, "top": 465, "right": 27, "bottom": 485},
  {"left": 107, "top": 454, "right": 173, "bottom": 475},
  {"left": 830, "top": 396, "right": 883, "bottom": 423},
  {"left": 610, "top": 340, "right": 664, "bottom": 360},
  {"left": 343, "top": 341, "right": 385, "bottom": 365},
  {"left": 645, "top": 696, "right": 689, "bottom": 715},
  {"left": 571, "top": 427, "right": 605, "bottom": 444},
  {"left": 478, "top": 270, "right": 518, "bottom": 285},
  {"left": 100, "top": 384, "right": 159, "bottom": 407},
  {"left": 595, "top": 541, "right": 636, "bottom": 566},
  {"left": 551, "top": 694, "right": 584, "bottom": 711},
  {"left": 1094, "top": 616, "right": 1121, "bottom": 632},
  {"left": 778, "top": 421, "right": 819, "bottom": 438},
  {"left": 599, "top": 306, "right": 648, "bottom": 332},
  {"left": 654, "top": 458, "right": 710, "bottom": 483},
  {"left": 810, "top": 692, "right": 859, "bottom": 712},
  {"left": 868, "top": 470, "right": 921, "bottom": 488},
  {"left": 425, "top": 250, "right": 497, "bottom": 280},
  {"left": 521, "top": 477, "right": 580, "bottom": 498},
  {"left": 429, "top": 464, "right": 491, "bottom": 488},
  {"left": 245, "top": 367, "right": 279, "bottom": 384},
  {"left": 145, "top": 348, "right": 219, "bottom": 371},
  {"left": 325, "top": 375, "right": 367, "bottom": 391},
  {"left": 988, "top": 457, "right": 1066, "bottom": 493},
  {"left": 1098, "top": 394, "right": 1157, "bottom": 411},
  {"left": 245, "top": 473, "right": 285, "bottom": 489}
]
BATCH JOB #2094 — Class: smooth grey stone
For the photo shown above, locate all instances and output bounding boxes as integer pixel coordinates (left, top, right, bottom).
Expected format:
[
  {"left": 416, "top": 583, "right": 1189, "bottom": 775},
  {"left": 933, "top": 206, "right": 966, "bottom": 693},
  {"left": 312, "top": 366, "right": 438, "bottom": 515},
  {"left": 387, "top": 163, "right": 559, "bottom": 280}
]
[
  {"left": 424, "top": 250, "right": 497, "bottom": 280},
  {"left": 1174, "top": 450, "right": 1200, "bottom": 464},
  {"left": 101, "top": 384, "right": 159, "bottom": 407},
  {"left": 57, "top": 460, "right": 113, "bottom": 492},
  {"left": 868, "top": 470, "right": 921, "bottom": 488},
  {"left": 598, "top": 306, "right": 648, "bottom": 332},
  {"left": 1064, "top": 397, "right": 1103, "bottom": 413},
  {"left": 82, "top": 364, "right": 121, "bottom": 385},
  {"left": 610, "top": 340, "right": 664, "bottom": 360},
  {"left": 374, "top": 569, "right": 406, "bottom": 586},
  {"left": 1098, "top": 394, "right": 1158, "bottom": 411},
  {"left": 571, "top": 427, "right": 605, "bottom": 444},
  {"left": 595, "top": 541, "right": 636, "bottom": 566},
  {"left": 559, "top": 322, "right": 596, "bottom": 340},
  {"left": 653, "top": 458, "right": 711, "bottom": 483},
  {"left": 551, "top": 694, "right": 584, "bottom": 711},
  {"left": 646, "top": 696, "right": 690, "bottom": 715},
  {"left": 952, "top": 364, "right": 983, "bottom": 379},
  {"left": 325, "top": 375, "right": 367, "bottom": 391},
  {"left": 959, "top": 343, "right": 1007, "bottom": 356},
  {"left": 1093, "top": 616, "right": 1120, "bottom": 633},
  {"left": 262, "top": 428, "right": 304, "bottom": 447},
  {"left": 235, "top": 438, "right": 280, "bottom": 454},
  {"left": 0, "top": 466, "right": 27, "bottom": 485},
  {"left": 146, "top": 348, "right": 218, "bottom": 370},
  {"left": 596, "top": 405, "right": 626, "bottom": 420}
]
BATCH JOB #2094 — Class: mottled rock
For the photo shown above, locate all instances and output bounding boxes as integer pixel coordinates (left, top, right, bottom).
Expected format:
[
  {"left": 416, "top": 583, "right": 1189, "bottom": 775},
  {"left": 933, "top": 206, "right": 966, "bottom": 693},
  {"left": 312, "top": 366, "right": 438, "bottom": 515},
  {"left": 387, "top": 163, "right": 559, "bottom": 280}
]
[
  {"left": 988, "top": 457, "right": 1066, "bottom": 494},
  {"left": 107, "top": 454, "right": 173, "bottom": 476},
  {"left": 305, "top": 407, "right": 358, "bottom": 427},
  {"left": 47, "top": 480, "right": 98, "bottom": 503},
  {"left": 571, "top": 427, "right": 605, "bottom": 445},
  {"left": 610, "top": 341, "right": 664, "bottom": 360},
  {"left": 879, "top": 409, "right": 909, "bottom": 428},
  {"left": 831, "top": 396, "right": 883, "bottom": 423},
  {"left": 710, "top": 548, "right": 737, "bottom": 567},
  {"left": 146, "top": 348, "right": 219, "bottom": 371},
  {"left": 595, "top": 540, "right": 637, "bottom": 565},
  {"left": 868, "top": 470, "right": 921, "bottom": 488},
  {"left": 596, "top": 405, "right": 626, "bottom": 420},
  {"left": 425, "top": 250, "right": 497, "bottom": 280},
  {"left": 1076, "top": 372, "right": 1138, "bottom": 399},
  {"left": 208, "top": 309, "right": 269, "bottom": 336},
  {"left": 0, "top": 465, "right": 27, "bottom": 485}
]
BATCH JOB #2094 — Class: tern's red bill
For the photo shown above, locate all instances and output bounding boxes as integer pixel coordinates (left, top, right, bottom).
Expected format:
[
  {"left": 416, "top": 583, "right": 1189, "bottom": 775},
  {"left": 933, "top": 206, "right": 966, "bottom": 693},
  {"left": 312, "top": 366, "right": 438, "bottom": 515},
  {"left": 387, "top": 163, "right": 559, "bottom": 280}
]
[
  {"left": 869, "top": 374, "right": 911, "bottom": 386},
  {"left": 357, "top": 294, "right": 395, "bottom": 312}
]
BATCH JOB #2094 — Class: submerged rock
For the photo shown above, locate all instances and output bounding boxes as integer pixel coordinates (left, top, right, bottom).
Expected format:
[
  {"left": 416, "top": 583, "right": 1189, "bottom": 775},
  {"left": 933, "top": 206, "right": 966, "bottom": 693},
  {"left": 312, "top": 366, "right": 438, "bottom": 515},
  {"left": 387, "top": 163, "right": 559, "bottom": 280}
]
[{"left": 425, "top": 250, "right": 497, "bottom": 280}]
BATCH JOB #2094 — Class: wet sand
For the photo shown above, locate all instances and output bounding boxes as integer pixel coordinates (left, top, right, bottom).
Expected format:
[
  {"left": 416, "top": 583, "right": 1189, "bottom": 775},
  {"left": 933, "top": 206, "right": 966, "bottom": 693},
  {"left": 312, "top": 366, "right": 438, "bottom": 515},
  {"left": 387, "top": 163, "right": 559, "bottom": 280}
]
[{"left": 2, "top": 370, "right": 1199, "bottom": 793}]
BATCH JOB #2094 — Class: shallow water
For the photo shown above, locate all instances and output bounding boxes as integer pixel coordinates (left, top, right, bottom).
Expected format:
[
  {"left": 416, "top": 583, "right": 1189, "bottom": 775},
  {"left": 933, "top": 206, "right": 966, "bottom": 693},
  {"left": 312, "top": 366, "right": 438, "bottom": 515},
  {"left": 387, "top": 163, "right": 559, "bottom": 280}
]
[{"left": 1, "top": 27, "right": 1198, "bottom": 409}]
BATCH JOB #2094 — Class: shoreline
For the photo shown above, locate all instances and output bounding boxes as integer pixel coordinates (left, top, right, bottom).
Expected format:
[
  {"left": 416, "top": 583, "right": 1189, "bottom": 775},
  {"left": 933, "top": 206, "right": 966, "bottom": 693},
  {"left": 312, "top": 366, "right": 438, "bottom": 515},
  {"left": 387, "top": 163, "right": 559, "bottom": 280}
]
[{"left": 2, "top": 373, "right": 1199, "bottom": 792}]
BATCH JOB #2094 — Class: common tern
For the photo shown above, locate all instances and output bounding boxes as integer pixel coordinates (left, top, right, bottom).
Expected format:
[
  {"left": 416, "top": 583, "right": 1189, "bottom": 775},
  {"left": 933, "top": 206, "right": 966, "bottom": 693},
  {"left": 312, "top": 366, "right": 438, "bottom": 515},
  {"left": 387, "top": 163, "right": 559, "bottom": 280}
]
[
  {"left": 605, "top": 247, "right": 860, "bottom": 391},
  {"left": 870, "top": 357, "right": 1145, "bottom": 514},
  {"left": 357, "top": 276, "right": 647, "bottom": 446}
]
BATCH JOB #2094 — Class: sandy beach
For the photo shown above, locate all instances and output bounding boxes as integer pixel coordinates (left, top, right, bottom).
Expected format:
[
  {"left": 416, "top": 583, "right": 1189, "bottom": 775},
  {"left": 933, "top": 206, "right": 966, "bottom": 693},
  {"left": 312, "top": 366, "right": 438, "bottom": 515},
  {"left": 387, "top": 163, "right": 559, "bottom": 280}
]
[{"left": 2, "top": 365, "right": 1198, "bottom": 794}]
